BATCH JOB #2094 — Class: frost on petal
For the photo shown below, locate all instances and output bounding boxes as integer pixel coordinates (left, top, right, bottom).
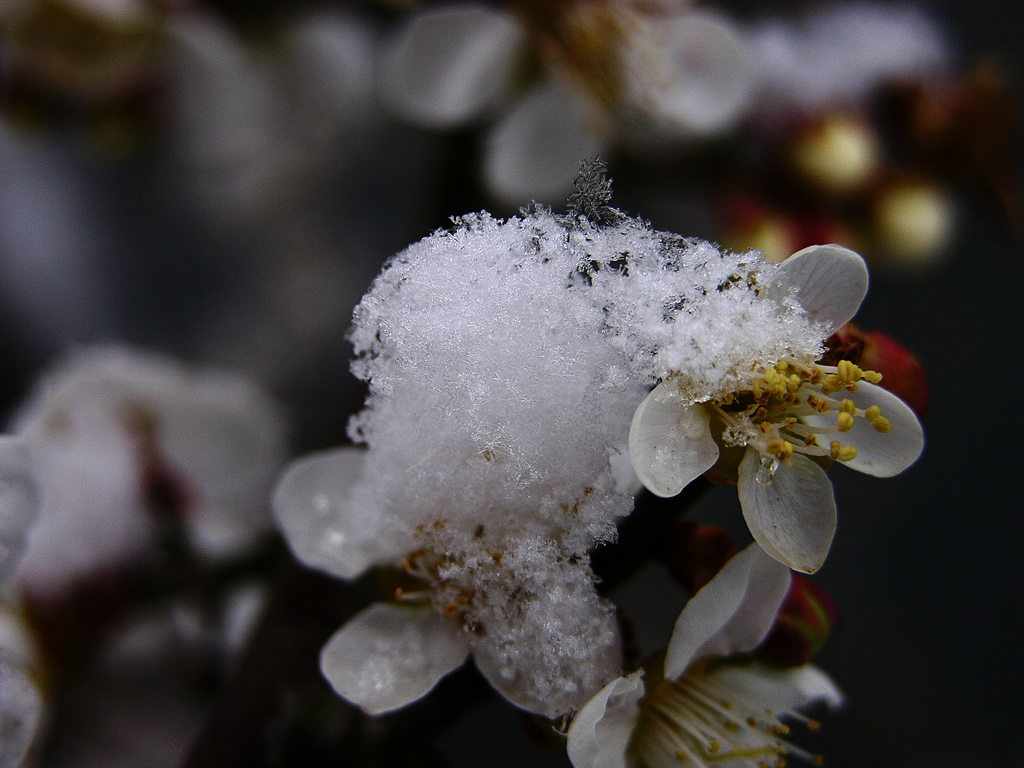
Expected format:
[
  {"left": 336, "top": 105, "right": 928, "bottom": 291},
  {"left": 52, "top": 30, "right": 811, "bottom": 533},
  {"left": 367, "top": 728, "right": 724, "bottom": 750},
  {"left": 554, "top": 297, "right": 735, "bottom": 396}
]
[
  {"left": 484, "top": 80, "right": 607, "bottom": 204},
  {"left": 379, "top": 5, "right": 524, "bottom": 129},
  {"left": 272, "top": 448, "right": 403, "bottom": 580},
  {"left": 566, "top": 672, "right": 645, "bottom": 768},
  {"left": 738, "top": 450, "right": 837, "bottom": 574},
  {"left": 0, "top": 438, "right": 39, "bottom": 580},
  {"left": 712, "top": 662, "right": 843, "bottom": 713},
  {"left": 0, "top": 653, "right": 43, "bottom": 768},
  {"left": 628, "top": 384, "right": 718, "bottom": 498},
  {"left": 471, "top": 554, "right": 623, "bottom": 718},
  {"left": 664, "top": 543, "right": 791, "bottom": 679},
  {"left": 775, "top": 244, "right": 869, "bottom": 334},
  {"left": 807, "top": 381, "right": 924, "bottom": 477},
  {"left": 629, "top": 12, "right": 753, "bottom": 136},
  {"left": 320, "top": 602, "right": 470, "bottom": 715}
]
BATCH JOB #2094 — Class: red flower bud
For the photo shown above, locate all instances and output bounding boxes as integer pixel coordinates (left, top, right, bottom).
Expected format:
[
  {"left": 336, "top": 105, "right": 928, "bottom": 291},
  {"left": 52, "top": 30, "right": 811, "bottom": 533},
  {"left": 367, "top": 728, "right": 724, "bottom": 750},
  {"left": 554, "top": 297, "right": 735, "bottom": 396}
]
[
  {"left": 657, "top": 521, "right": 738, "bottom": 595},
  {"left": 757, "top": 574, "right": 839, "bottom": 668}
]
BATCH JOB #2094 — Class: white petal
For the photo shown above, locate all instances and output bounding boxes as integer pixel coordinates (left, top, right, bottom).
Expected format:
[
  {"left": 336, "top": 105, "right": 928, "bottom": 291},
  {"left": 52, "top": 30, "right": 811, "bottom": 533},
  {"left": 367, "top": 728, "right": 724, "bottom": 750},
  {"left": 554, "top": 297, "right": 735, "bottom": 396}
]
[
  {"left": 320, "top": 602, "right": 470, "bottom": 715},
  {"left": 737, "top": 450, "right": 837, "bottom": 574},
  {"left": 712, "top": 662, "right": 843, "bottom": 712},
  {"left": 806, "top": 381, "right": 924, "bottom": 477},
  {"left": 379, "top": 5, "right": 524, "bottom": 129},
  {"left": 484, "top": 80, "right": 607, "bottom": 205},
  {"left": 272, "top": 448, "right": 402, "bottom": 579},
  {"left": 665, "top": 543, "right": 791, "bottom": 679},
  {"left": 567, "top": 673, "right": 645, "bottom": 768},
  {"left": 775, "top": 244, "right": 869, "bottom": 334},
  {"left": 628, "top": 384, "right": 719, "bottom": 499},
  {"left": 0, "top": 437, "right": 39, "bottom": 580},
  {"left": 631, "top": 12, "right": 753, "bottom": 136}
]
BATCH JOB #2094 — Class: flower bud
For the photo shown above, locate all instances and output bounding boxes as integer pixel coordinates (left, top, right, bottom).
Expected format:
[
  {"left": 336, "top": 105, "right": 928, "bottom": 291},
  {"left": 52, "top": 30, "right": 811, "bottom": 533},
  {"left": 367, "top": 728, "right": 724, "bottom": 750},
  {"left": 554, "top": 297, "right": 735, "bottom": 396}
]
[
  {"left": 757, "top": 574, "right": 839, "bottom": 668},
  {"left": 656, "top": 521, "right": 737, "bottom": 594}
]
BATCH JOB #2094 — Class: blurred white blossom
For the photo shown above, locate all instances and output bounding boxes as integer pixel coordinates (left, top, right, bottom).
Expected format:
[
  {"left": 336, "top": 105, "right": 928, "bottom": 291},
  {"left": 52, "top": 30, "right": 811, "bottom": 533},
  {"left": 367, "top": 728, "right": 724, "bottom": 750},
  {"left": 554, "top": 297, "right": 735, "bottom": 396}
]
[
  {"left": 748, "top": 4, "right": 948, "bottom": 113},
  {"left": 379, "top": 1, "right": 752, "bottom": 203},
  {"left": 10, "top": 345, "right": 287, "bottom": 597}
]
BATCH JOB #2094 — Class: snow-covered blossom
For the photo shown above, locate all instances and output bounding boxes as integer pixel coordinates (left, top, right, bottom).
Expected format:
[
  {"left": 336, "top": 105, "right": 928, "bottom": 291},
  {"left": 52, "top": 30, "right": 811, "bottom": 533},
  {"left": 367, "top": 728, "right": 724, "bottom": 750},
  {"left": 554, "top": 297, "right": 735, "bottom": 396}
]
[
  {"left": 379, "top": 2, "right": 752, "bottom": 202},
  {"left": 274, "top": 175, "right": 889, "bottom": 717},
  {"left": 629, "top": 245, "right": 925, "bottom": 573},
  {"left": 10, "top": 345, "right": 287, "bottom": 597},
  {"left": 567, "top": 543, "right": 842, "bottom": 768}
]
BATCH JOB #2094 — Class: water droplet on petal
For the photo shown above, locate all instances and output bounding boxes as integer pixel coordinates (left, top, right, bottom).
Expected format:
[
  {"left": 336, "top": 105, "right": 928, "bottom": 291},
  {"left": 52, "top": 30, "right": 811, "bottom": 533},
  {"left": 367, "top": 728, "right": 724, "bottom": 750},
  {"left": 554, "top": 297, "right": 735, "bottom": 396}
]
[{"left": 755, "top": 455, "right": 778, "bottom": 486}]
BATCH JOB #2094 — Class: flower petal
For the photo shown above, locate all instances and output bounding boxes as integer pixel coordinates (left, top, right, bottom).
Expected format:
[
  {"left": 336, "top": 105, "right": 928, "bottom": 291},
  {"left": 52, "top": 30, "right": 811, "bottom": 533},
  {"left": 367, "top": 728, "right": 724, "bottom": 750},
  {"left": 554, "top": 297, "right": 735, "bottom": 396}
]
[
  {"left": 272, "top": 448, "right": 402, "bottom": 579},
  {"left": 712, "top": 662, "right": 843, "bottom": 712},
  {"left": 628, "top": 384, "right": 719, "bottom": 499},
  {"left": 0, "top": 437, "right": 39, "bottom": 580},
  {"left": 567, "top": 672, "right": 645, "bottom": 768},
  {"left": 320, "top": 602, "right": 470, "bottom": 715},
  {"left": 630, "top": 12, "right": 753, "bottom": 136},
  {"left": 775, "top": 244, "right": 869, "bottom": 334},
  {"left": 806, "top": 381, "right": 924, "bottom": 477},
  {"left": 737, "top": 450, "right": 837, "bottom": 574},
  {"left": 485, "top": 80, "right": 607, "bottom": 205},
  {"left": 379, "top": 5, "right": 524, "bottom": 129},
  {"left": 665, "top": 543, "right": 791, "bottom": 679}
]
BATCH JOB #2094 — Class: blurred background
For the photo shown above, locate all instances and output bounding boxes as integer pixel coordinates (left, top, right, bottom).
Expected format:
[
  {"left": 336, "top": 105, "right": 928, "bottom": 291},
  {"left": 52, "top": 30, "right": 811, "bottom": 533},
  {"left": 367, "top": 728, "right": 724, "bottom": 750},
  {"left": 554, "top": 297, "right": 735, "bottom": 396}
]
[{"left": 0, "top": 0, "right": 1020, "bottom": 766}]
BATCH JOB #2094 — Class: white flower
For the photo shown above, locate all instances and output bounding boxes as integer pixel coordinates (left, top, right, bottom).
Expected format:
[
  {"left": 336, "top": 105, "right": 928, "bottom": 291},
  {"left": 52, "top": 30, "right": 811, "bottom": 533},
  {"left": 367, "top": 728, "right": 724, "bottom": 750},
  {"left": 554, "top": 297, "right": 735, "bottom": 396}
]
[
  {"left": 379, "top": 2, "right": 752, "bottom": 203},
  {"left": 274, "top": 447, "right": 623, "bottom": 719},
  {"left": 567, "top": 543, "right": 842, "bottom": 768},
  {"left": 629, "top": 244, "right": 925, "bottom": 573},
  {"left": 10, "top": 345, "right": 287, "bottom": 596}
]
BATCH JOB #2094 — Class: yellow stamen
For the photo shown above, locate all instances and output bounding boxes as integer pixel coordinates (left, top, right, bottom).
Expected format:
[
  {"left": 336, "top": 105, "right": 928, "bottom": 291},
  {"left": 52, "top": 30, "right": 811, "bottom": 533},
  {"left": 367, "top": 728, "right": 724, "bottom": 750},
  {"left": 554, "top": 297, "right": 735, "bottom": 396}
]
[
  {"left": 835, "top": 445, "right": 858, "bottom": 462},
  {"left": 839, "top": 398, "right": 856, "bottom": 416},
  {"left": 766, "top": 440, "right": 794, "bottom": 460},
  {"left": 865, "top": 404, "right": 893, "bottom": 433},
  {"left": 837, "top": 360, "right": 863, "bottom": 384},
  {"left": 821, "top": 374, "right": 843, "bottom": 394},
  {"left": 836, "top": 412, "right": 854, "bottom": 432}
]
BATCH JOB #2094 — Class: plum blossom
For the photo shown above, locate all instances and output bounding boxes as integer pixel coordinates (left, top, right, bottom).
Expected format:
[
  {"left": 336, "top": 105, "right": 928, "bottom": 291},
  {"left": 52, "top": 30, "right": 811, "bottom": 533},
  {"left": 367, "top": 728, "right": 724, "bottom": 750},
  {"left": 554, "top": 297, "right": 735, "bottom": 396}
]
[
  {"left": 379, "top": 1, "right": 752, "bottom": 203},
  {"left": 629, "top": 245, "right": 925, "bottom": 573},
  {"left": 273, "top": 172, "right": 911, "bottom": 720},
  {"left": 9, "top": 345, "right": 287, "bottom": 597},
  {"left": 567, "top": 544, "right": 842, "bottom": 768}
]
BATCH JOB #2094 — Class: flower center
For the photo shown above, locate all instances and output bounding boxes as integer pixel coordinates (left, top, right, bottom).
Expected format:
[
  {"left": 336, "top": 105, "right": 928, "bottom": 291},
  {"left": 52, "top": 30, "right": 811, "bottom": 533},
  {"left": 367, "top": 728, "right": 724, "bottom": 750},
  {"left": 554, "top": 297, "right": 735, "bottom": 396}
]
[
  {"left": 704, "top": 359, "right": 891, "bottom": 485},
  {"left": 631, "top": 662, "right": 823, "bottom": 767},
  {"left": 516, "top": 0, "right": 631, "bottom": 107}
]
